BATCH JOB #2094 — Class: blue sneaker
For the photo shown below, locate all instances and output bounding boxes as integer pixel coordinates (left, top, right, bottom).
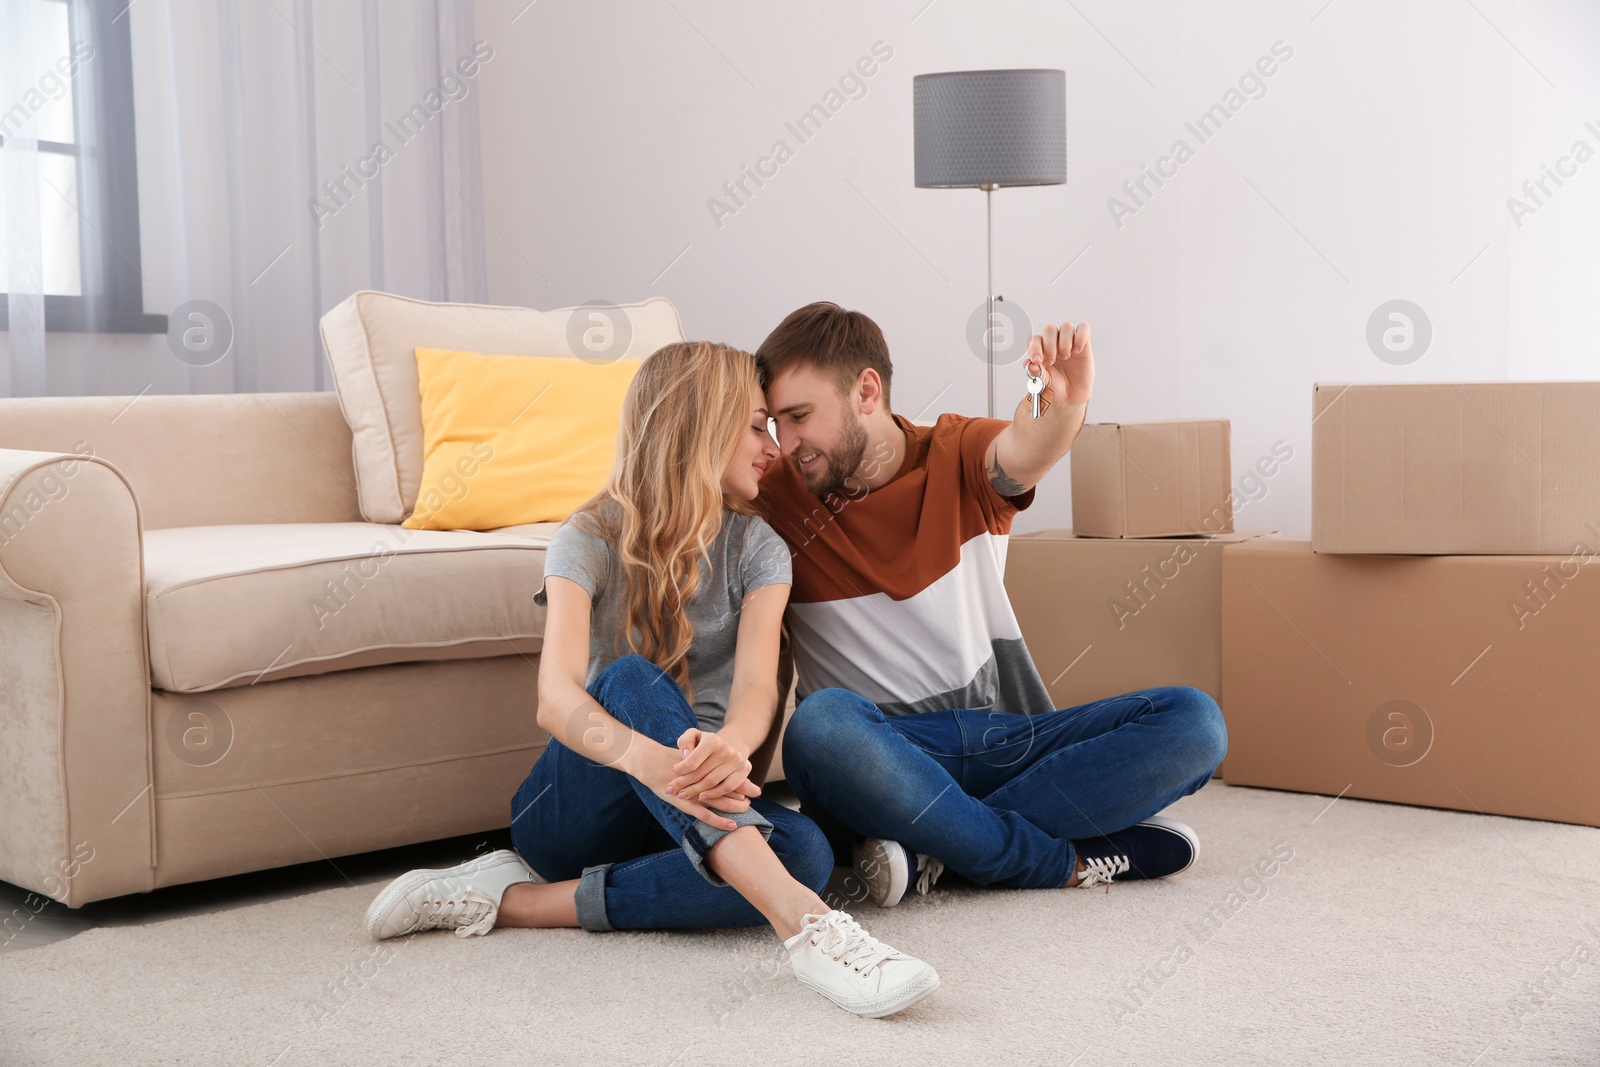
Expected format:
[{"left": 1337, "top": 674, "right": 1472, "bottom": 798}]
[{"left": 1072, "top": 815, "right": 1199, "bottom": 889}]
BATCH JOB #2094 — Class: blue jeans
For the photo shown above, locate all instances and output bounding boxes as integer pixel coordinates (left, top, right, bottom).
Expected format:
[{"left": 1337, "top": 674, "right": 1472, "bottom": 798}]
[
  {"left": 511, "top": 655, "right": 833, "bottom": 931},
  {"left": 782, "top": 686, "right": 1228, "bottom": 890}
]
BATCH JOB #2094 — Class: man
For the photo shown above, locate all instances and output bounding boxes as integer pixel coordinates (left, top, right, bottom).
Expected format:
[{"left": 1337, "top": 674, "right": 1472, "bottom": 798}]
[{"left": 754, "top": 302, "right": 1226, "bottom": 905}]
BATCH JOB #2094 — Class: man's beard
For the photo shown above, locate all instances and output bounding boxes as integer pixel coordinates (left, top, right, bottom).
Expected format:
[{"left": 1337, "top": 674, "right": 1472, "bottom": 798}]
[{"left": 802, "top": 416, "right": 870, "bottom": 499}]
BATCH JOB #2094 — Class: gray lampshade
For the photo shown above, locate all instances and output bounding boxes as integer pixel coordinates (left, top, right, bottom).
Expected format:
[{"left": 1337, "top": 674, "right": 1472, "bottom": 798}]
[{"left": 913, "top": 69, "right": 1066, "bottom": 188}]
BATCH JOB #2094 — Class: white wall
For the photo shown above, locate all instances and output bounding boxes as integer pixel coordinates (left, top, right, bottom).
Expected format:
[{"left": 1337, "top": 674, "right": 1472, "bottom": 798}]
[{"left": 472, "top": 0, "right": 1600, "bottom": 536}]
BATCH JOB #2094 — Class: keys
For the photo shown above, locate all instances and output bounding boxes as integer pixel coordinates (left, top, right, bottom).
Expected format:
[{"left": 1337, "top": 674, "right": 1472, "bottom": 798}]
[{"left": 1026, "top": 369, "right": 1045, "bottom": 419}]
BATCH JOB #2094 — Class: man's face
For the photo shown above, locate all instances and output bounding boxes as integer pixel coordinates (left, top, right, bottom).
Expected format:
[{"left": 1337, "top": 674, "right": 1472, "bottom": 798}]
[{"left": 764, "top": 363, "right": 869, "bottom": 498}]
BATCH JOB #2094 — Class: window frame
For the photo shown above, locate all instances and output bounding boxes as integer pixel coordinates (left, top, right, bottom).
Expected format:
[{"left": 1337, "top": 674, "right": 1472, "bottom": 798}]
[{"left": 0, "top": 0, "right": 166, "bottom": 334}]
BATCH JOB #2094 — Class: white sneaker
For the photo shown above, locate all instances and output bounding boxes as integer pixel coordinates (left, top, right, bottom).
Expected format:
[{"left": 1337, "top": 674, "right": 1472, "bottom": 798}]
[
  {"left": 853, "top": 838, "right": 945, "bottom": 908},
  {"left": 364, "top": 849, "right": 544, "bottom": 940},
  {"left": 784, "top": 909, "right": 939, "bottom": 1018}
]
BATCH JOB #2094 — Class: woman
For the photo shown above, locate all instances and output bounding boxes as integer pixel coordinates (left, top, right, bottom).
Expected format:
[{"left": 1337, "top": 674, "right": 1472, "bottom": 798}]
[{"left": 363, "top": 341, "right": 938, "bottom": 1019}]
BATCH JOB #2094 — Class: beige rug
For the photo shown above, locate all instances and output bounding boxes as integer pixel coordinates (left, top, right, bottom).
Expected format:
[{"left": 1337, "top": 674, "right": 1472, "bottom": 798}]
[{"left": 2, "top": 782, "right": 1597, "bottom": 1066}]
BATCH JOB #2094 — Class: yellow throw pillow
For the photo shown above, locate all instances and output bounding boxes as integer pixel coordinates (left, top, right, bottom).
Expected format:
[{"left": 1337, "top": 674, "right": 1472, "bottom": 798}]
[{"left": 402, "top": 348, "right": 641, "bottom": 530}]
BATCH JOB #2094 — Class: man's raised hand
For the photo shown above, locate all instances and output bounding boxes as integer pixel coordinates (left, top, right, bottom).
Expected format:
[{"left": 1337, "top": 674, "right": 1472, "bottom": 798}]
[{"left": 1027, "top": 321, "right": 1094, "bottom": 409}]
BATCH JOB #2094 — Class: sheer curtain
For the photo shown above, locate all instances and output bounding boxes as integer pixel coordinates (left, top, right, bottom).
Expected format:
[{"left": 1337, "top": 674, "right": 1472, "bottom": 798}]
[
  {"left": 1, "top": 0, "right": 488, "bottom": 397},
  {"left": 0, "top": 0, "right": 55, "bottom": 397}
]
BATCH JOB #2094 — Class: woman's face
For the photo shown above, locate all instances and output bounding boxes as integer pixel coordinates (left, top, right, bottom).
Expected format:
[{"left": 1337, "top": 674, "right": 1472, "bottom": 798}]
[{"left": 721, "top": 385, "right": 780, "bottom": 502}]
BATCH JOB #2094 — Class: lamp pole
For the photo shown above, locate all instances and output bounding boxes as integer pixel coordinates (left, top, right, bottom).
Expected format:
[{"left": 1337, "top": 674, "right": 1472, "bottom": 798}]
[{"left": 983, "top": 181, "right": 998, "bottom": 419}]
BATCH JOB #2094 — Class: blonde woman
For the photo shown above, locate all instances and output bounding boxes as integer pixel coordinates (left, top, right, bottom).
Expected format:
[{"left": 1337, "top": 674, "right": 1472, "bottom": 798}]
[{"left": 364, "top": 341, "right": 938, "bottom": 1019}]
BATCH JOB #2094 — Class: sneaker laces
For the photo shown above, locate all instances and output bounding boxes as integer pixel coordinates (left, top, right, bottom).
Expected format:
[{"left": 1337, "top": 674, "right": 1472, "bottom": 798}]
[
  {"left": 800, "top": 911, "right": 898, "bottom": 976},
  {"left": 1077, "top": 853, "right": 1130, "bottom": 892},
  {"left": 415, "top": 890, "right": 498, "bottom": 937},
  {"left": 913, "top": 854, "right": 945, "bottom": 897}
]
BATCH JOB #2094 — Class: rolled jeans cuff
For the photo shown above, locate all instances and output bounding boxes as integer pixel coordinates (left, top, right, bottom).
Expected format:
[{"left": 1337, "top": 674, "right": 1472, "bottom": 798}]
[
  {"left": 572, "top": 807, "right": 776, "bottom": 933},
  {"left": 575, "top": 864, "right": 615, "bottom": 932},
  {"left": 683, "top": 806, "right": 774, "bottom": 888}
]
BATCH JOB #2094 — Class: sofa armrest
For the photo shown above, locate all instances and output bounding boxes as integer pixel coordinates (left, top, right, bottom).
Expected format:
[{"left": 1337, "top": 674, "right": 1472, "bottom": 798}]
[{"left": 0, "top": 448, "right": 154, "bottom": 908}]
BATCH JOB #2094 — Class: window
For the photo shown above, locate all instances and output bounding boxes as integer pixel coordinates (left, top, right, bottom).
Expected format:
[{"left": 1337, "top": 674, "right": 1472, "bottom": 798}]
[{"left": 0, "top": 0, "right": 165, "bottom": 333}]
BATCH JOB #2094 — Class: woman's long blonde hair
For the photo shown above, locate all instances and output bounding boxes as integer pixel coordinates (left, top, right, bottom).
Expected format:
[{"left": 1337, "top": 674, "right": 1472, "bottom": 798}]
[{"left": 568, "top": 341, "right": 763, "bottom": 702}]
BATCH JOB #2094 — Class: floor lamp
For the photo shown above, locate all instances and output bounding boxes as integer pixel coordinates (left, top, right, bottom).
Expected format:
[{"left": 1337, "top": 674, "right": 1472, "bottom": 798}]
[{"left": 913, "top": 69, "right": 1067, "bottom": 418}]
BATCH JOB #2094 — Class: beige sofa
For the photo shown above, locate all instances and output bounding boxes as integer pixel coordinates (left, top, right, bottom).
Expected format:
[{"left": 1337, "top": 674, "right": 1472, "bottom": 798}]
[{"left": 0, "top": 293, "right": 793, "bottom": 908}]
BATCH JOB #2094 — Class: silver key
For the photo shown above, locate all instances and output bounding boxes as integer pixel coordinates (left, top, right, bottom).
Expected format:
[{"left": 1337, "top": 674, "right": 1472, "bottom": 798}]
[{"left": 1026, "top": 370, "right": 1045, "bottom": 418}]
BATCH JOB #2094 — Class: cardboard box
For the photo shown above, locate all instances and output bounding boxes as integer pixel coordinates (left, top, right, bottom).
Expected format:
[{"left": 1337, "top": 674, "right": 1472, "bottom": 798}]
[
  {"left": 1221, "top": 537, "right": 1600, "bottom": 827},
  {"left": 1007, "top": 530, "right": 1274, "bottom": 780},
  {"left": 1071, "top": 420, "right": 1233, "bottom": 537},
  {"left": 1312, "top": 381, "right": 1600, "bottom": 554}
]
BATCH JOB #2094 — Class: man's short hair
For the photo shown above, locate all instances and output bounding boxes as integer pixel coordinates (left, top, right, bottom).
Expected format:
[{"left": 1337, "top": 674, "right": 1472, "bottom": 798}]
[{"left": 754, "top": 302, "right": 892, "bottom": 407}]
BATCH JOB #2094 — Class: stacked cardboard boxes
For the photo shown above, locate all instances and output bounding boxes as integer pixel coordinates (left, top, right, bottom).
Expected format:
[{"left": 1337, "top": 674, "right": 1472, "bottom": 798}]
[
  {"left": 1220, "top": 382, "right": 1600, "bottom": 827},
  {"left": 1007, "top": 529, "right": 1271, "bottom": 711},
  {"left": 1006, "top": 420, "right": 1260, "bottom": 777}
]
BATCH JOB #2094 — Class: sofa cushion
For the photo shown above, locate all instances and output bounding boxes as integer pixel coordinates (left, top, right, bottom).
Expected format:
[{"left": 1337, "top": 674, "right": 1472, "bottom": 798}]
[
  {"left": 319, "top": 291, "right": 684, "bottom": 525},
  {"left": 144, "top": 523, "right": 555, "bottom": 693},
  {"left": 484, "top": 521, "right": 565, "bottom": 540},
  {"left": 403, "top": 349, "right": 642, "bottom": 531}
]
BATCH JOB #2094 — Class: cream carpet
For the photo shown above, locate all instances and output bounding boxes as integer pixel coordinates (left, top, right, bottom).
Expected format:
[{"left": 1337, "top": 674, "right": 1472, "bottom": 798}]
[{"left": 2, "top": 782, "right": 1598, "bottom": 1066}]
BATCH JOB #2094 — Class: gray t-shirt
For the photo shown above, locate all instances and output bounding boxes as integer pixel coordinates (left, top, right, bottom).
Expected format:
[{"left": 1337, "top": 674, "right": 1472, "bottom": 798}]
[{"left": 532, "top": 505, "right": 792, "bottom": 731}]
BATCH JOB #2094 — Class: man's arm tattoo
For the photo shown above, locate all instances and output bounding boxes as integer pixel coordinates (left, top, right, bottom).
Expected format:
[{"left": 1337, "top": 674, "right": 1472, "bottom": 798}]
[{"left": 986, "top": 451, "right": 1027, "bottom": 497}]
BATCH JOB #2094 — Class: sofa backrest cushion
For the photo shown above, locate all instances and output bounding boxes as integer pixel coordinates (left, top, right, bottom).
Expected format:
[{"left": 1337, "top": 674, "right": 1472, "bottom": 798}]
[
  {"left": 319, "top": 291, "right": 685, "bottom": 524},
  {"left": 0, "top": 392, "right": 362, "bottom": 530}
]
